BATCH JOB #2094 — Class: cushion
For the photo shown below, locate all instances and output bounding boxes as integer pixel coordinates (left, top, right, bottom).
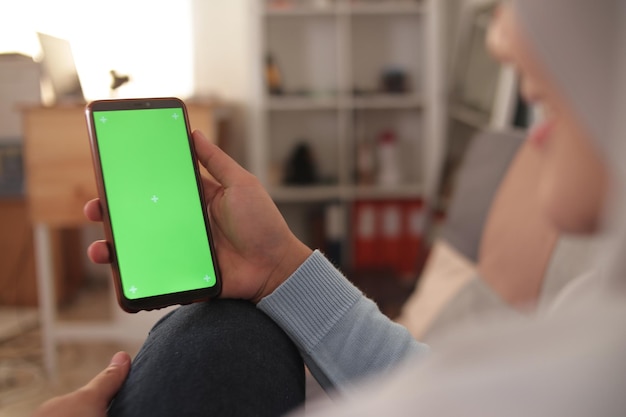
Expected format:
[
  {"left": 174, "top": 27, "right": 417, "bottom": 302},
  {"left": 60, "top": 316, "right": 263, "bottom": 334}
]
[
  {"left": 420, "top": 274, "right": 522, "bottom": 346},
  {"left": 396, "top": 240, "right": 476, "bottom": 339},
  {"left": 440, "top": 129, "right": 525, "bottom": 262}
]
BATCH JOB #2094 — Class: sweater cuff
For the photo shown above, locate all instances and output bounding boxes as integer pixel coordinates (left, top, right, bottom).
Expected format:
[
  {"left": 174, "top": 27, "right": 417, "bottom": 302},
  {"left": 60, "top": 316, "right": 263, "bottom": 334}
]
[{"left": 258, "top": 250, "right": 363, "bottom": 353}]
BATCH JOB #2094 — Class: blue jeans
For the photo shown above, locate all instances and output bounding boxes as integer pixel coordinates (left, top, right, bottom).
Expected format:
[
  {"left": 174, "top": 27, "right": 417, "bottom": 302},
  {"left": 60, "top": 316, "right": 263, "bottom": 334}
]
[{"left": 108, "top": 300, "right": 306, "bottom": 417}]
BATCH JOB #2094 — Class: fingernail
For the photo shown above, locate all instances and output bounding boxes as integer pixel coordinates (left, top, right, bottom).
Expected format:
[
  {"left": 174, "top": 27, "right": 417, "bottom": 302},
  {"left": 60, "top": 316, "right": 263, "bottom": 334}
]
[{"left": 109, "top": 351, "right": 128, "bottom": 366}]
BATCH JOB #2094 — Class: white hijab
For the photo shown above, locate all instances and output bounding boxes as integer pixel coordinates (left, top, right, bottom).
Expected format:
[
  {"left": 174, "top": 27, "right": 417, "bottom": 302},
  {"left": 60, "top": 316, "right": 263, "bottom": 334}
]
[
  {"left": 299, "top": 2, "right": 626, "bottom": 416},
  {"left": 514, "top": 0, "right": 626, "bottom": 293}
]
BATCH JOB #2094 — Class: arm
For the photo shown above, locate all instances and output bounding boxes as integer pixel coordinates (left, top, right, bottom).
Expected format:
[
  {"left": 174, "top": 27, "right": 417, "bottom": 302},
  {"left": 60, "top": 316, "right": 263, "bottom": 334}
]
[{"left": 259, "top": 251, "right": 428, "bottom": 392}]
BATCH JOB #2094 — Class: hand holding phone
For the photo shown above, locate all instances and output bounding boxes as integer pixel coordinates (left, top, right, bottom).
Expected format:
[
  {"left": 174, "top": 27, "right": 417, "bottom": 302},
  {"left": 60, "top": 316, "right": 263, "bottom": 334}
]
[
  {"left": 86, "top": 98, "right": 221, "bottom": 312},
  {"left": 85, "top": 125, "right": 313, "bottom": 306}
]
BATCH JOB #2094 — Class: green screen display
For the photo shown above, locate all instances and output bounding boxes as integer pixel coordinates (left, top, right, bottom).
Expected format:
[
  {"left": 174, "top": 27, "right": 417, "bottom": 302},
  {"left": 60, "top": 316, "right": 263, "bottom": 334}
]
[{"left": 93, "top": 107, "right": 217, "bottom": 300}]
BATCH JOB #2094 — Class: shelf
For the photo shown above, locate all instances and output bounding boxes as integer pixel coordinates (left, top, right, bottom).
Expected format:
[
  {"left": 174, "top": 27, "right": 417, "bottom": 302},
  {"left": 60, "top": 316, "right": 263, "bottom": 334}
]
[
  {"left": 352, "top": 184, "right": 423, "bottom": 199},
  {"left": 351, "top": 94, "right": 424, "bottom": 109},
  {"left": 267, "top": 96, "right": 339, "bottom": 111},
  {"left": 269, "top": 184, "right": 423, "bottom": 203},
  {"left": 266, "top": 94, "right": 423, "bottom": 111},
  {"left": 264, "top": 6, "right": 338, "bottom": 17},
  {"left": 269, "top": 185, "right": 344, "bottom": 202},
  {"left": 347, "top": 2, "right": 425, "bottom": 15},
  {"left": 264, "top": 2, "right": 424, "bottom": 17}
]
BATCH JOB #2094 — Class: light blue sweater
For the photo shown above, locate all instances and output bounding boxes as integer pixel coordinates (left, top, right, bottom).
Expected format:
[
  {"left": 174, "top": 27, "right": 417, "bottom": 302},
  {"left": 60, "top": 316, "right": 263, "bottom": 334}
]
[{"left": 258, "top": 250, "right": 429, "bottom": 392}]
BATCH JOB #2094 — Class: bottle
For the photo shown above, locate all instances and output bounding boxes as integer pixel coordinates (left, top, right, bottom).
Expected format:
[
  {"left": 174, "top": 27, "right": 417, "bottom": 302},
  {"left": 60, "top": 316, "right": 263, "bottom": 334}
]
[
  {"left": 265, "top": 53, "right": 283, "bottom": 95},
  {"left": 377, "top": 130, "right": 401, "bottom": 186}
]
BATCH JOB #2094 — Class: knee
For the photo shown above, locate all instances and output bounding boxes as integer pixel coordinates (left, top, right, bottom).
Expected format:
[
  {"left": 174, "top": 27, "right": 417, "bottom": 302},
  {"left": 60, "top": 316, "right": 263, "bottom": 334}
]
[
  {"left": 111, "top": 300, "right": 305, "bottom": 417},
  {"left": 142, "top": 299, "right": 303, "bottom": 371}
]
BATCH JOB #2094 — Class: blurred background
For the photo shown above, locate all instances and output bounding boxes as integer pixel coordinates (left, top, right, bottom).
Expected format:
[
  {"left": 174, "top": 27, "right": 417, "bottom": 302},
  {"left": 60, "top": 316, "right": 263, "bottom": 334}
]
[{"left": 0, "top": 0, "right": 532, "bottom": 414}]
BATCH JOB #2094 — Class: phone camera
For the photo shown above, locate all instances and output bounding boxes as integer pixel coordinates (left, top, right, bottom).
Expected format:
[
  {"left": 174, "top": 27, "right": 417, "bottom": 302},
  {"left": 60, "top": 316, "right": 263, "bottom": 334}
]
[{"left": 145, "top": 102, "right": 151, "bottom": 107}]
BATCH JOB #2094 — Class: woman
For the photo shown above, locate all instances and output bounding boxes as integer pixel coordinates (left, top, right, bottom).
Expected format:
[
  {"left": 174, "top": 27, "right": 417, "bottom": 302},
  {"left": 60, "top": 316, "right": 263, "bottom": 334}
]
[
  {"left": 34, "top": 0, "right": 626, "bottom": 415},
  {"left": 303, "top": 1, "right": 626, "bottom": 415}
]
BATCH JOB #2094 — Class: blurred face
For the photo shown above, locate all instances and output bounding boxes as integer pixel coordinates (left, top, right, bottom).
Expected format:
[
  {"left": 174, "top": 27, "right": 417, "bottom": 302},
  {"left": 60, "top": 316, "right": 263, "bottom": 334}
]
[{"left": 487, "top": 3, "right": 609, "bottom": 234}]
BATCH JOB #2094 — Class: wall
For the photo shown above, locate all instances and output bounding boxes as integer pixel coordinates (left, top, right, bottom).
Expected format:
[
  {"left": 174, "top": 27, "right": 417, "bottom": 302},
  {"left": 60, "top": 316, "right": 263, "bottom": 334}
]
[
  {"left": 1, "top": 0, "right": 195, "bottom": 100},
  {"left": 191, "top": 0, "right": 256, "bottom": 166}
]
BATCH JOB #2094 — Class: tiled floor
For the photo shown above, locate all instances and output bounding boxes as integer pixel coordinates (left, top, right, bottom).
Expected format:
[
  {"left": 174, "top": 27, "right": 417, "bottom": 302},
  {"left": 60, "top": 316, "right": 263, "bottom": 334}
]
[
  {"left": 0, "top": 282, "right": 140, "bottom": 417},
  {"left": 0, "top": 331, "right": 138, "bottom": 417}
]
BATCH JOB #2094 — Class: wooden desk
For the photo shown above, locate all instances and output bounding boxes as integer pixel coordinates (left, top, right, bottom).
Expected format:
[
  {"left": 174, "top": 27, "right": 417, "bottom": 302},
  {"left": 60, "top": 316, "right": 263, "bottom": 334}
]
[
  {"left": 0, "top": 198, "right": 83, "bottom": 306},
  {"left": 22, "top": 102, "right": 221, "bottom": 379},
  {"left": 0, "top": 198, "right": 38, "bottom": 305}
]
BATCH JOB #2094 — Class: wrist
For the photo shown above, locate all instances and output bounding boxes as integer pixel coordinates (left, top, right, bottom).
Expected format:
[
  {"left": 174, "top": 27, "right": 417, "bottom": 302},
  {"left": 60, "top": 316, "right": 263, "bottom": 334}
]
[{"left": 254, "top": 240, "right": 313, "bottom": 303}]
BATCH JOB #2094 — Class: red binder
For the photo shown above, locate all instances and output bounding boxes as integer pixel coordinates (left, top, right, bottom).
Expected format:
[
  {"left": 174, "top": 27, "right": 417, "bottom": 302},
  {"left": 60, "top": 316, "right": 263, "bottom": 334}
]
[
  {"left": 400, "top": 199, "right": 424, "bottom": 279},
  {"left": 379, "top": 200, "right": 404, "bottom": 275},
  {"left": 353, "top": 199, "right": 424, "bottom": 278},
  {"left": 352, "top": 200, "right": 379, "bottom": 270}
]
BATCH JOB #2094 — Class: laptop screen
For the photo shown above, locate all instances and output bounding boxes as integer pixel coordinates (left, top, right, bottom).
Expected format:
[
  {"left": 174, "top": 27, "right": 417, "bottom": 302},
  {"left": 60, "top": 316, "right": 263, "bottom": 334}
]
[{"left": 37, "top": 32, "right": 85, "bottom": 104}]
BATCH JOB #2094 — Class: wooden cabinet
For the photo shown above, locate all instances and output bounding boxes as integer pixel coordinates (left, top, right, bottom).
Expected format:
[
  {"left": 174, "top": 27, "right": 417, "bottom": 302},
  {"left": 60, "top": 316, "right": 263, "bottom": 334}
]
[
  {"left": 0, "top": 198, "right": 83, "bottom": 306},
  {"left": 22, "top": 106, "right": 97, "bottom": 226},
  {"left": 21, "top": 102, "right": 219, "bottom": 226},
  {"left": 0, "top": 199, "right": 37, "bottom": 305}
]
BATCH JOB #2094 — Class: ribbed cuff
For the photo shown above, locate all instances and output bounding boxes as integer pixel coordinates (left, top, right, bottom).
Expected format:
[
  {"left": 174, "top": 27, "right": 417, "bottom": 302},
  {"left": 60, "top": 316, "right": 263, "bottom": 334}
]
[{"left": 258, "top": 250, "right": 363, "bottom": 353}]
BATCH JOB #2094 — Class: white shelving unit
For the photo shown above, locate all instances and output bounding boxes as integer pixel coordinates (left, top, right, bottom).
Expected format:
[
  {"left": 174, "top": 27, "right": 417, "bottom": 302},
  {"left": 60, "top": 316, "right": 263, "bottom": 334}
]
[{"left": 249, "top": 0, "right": 446, "bottom": 265}]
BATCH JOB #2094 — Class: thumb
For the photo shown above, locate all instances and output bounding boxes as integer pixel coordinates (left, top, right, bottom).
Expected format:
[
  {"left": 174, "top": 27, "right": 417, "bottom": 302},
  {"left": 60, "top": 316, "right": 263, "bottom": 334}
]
[
  {"left": 81, "top": 351, "right": 131, "bottom": 405},
  {"left": 192, "top": 129, "right": 250, "bottom": 188}
]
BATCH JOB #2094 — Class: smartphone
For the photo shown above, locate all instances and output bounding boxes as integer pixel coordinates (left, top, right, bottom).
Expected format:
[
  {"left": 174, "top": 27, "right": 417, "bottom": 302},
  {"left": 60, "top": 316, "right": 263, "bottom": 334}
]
[{"left": 85, "top": 97, "right": 221, "bottom": 312}]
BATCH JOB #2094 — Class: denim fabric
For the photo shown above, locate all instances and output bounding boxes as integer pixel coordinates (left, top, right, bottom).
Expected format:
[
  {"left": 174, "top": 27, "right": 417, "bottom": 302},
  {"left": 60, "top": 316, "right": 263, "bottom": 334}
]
[{"left": 108, "top": 300, "right": 305, "bottom": 417}]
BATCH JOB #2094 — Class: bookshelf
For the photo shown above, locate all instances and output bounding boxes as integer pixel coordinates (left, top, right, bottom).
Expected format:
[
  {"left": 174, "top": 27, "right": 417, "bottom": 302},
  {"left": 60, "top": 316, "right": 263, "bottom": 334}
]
[{"left": 249, "top": 0, "right": 446, "bottom": 273}]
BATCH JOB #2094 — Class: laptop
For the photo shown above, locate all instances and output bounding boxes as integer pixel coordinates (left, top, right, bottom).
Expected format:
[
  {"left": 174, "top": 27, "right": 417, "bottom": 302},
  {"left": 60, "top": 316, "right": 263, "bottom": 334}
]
[{"left": 36, "top": 32, "right": 85, "bottom": 104}]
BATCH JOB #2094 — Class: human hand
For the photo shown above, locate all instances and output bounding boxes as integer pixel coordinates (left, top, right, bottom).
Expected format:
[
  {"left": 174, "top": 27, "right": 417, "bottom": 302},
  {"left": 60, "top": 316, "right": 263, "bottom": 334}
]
[
  {"left": 32, "top": 351, "right": 130, "bottom": 417},
  {"left": 84, "top": 130, "right": 312, "bottom": 303}
]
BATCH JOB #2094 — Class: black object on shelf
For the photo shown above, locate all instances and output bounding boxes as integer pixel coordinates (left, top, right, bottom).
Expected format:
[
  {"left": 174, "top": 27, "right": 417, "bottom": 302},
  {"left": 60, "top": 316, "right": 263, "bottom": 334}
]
[
  {"left": 284, "top": 142, "right": 318, "bottom": 185},
  {"left": 381, "top": 67, "right": 409, "bottom": 94}
]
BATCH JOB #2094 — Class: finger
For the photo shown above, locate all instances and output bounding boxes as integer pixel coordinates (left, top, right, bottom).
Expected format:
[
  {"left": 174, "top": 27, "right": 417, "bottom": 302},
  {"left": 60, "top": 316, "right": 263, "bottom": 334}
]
[
  {"left": 81, "top": 351, "right": 131, "bottom": 406},
  {"left": 87, "top": 240, "right": 112, "bottom": 264},
  {"left": 84, "top": 198, "right": 103, "bottom": 222},
  {"left": 192, "top": 130, "right": 250, "bottom": 188},
  {"left": 200, "top": 172, "right": 222, "bottom": 201}
]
